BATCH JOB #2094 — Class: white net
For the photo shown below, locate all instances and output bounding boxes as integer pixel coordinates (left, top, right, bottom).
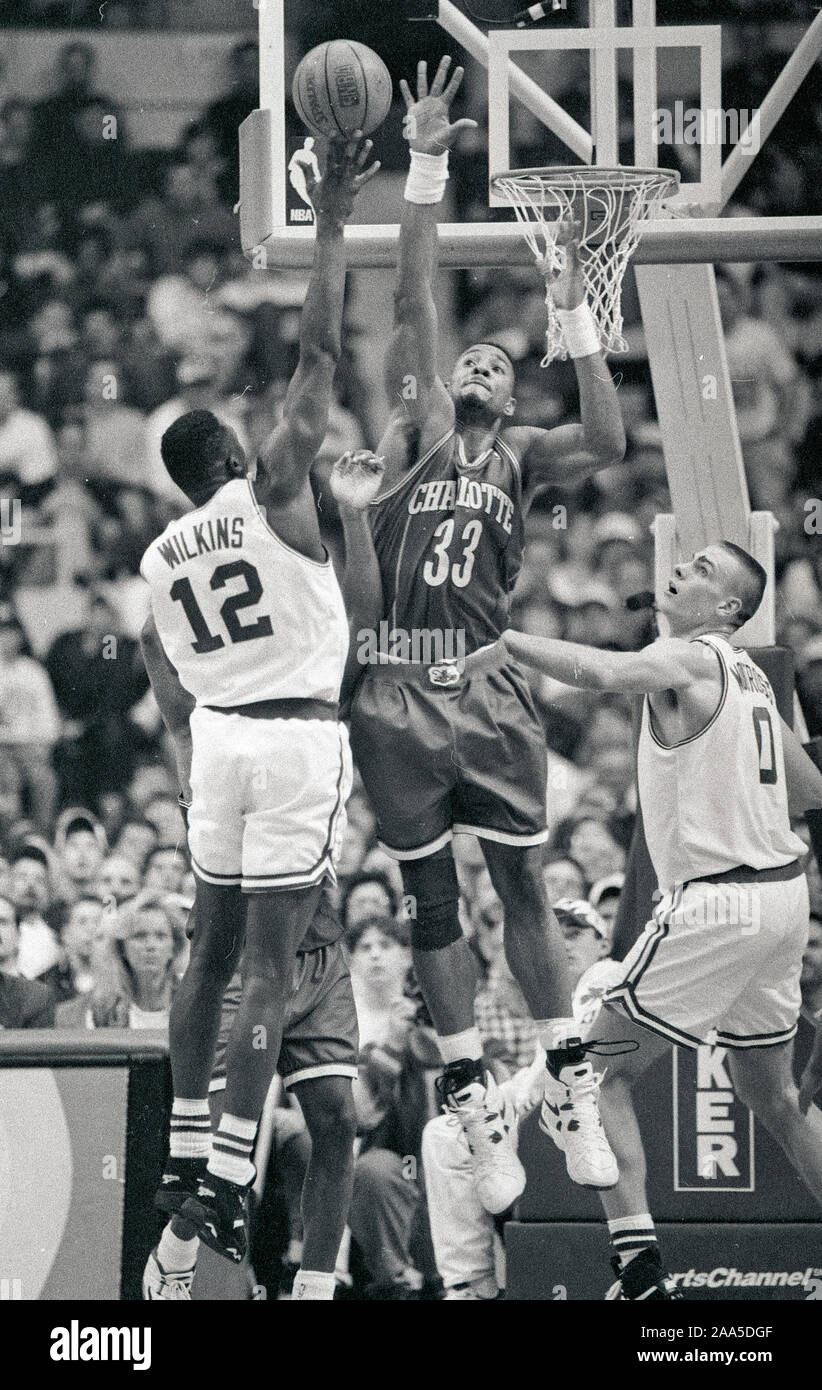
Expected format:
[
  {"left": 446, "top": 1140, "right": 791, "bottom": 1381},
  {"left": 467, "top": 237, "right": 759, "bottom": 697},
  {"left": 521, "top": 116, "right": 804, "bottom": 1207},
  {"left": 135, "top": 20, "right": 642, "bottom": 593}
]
[{"left": 490, "top": 166, "right": 679, "bottom": 364}]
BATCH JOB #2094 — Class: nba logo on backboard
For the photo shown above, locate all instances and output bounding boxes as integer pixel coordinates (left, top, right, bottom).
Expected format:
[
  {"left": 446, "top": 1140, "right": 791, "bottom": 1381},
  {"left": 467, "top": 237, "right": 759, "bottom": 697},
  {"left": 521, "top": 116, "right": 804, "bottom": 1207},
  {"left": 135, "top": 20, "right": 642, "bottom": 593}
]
[
  {"left": 673, "top": 1046, "right": 755, "bottom": 1192},
  {"left": 286, "top": 137, "right": 318, "bottom": 225}
]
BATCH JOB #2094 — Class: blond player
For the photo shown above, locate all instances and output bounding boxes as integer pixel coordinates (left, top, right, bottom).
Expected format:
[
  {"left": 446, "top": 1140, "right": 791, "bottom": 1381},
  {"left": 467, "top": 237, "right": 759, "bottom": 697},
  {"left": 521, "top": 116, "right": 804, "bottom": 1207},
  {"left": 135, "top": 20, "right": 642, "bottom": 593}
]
[{"left": 505, "top": 540, "right": 822, "bottom": 1299}]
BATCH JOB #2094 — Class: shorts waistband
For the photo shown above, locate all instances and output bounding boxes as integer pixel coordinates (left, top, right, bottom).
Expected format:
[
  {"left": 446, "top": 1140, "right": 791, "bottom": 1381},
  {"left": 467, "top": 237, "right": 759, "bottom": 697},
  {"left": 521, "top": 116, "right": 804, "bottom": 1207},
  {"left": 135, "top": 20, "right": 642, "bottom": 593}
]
[
  {"left": 203, "top": 697, "right": 339, "bottom": 721},
  {"left": 681, "top": 859, "right": 802, "bottom": 891},
  {"left": 364, "top": 639, "right": 505, "bottom": 688}
]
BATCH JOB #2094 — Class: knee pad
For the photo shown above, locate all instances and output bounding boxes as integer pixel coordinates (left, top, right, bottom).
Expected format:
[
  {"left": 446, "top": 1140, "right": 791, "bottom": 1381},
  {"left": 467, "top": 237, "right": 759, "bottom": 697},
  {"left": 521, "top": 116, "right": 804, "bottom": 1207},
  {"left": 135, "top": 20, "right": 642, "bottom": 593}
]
[{"left": 400, "top": 850, "right": 462, "bottom": 952}]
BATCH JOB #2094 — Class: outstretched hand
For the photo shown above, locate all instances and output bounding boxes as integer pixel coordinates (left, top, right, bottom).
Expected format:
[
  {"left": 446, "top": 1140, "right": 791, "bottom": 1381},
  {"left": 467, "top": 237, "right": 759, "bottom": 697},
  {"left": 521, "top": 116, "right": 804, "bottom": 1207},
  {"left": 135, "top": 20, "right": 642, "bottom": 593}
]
[
  {"left": 329, "top": 450, "right": 386, "bottom": 510},
  {"left": 400, "top": 56, "right": 478, "bottom": 156},
  {"left": 310, "top": 132, "right": 380, "bottom": 230},
  {"left": 542, "top": 219, "right": 587, "bottom": 311}
]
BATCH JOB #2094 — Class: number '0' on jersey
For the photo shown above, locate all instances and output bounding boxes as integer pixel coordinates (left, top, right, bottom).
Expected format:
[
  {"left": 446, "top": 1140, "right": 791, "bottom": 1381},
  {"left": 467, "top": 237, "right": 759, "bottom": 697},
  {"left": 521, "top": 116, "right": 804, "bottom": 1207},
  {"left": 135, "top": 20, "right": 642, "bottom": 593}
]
[
  {"left": 140, "top": 478, "right": 349, "bottom": 707},
  {"left": 637, "top": 634, "right": 806, "bottom": 894}
]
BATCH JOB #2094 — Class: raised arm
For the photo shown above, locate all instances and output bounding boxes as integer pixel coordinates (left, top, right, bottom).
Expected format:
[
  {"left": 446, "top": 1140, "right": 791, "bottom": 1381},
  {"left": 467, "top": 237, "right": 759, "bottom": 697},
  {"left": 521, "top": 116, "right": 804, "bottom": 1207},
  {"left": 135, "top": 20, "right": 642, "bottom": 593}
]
[
  {"left": 141, "top": 612, "right": 195, "bottom": 802},
  {"left": 328, "top": 450, "right": 386, "bottom": 711},
  {"left": 502, "top": 631, "right": 706, "bottom": 696},
  {"left": 254, "top": 135, "right": 379, "bottom": 510},
  {"left": 506, "top": 225, "right": 626, "bottom": 495},
  {"left": 379, "top": 58, "right": 476, "bottom": 470}
]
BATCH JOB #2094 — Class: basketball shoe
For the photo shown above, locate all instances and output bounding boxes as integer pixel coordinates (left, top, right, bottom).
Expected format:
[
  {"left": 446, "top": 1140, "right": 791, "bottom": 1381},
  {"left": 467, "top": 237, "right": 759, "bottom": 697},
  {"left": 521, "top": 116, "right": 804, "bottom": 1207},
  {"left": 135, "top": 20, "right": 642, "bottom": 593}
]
[
  {"left": 180, "top": 1173, "right": 249, "bottom": 1264},
  {"left": 154, "top": 1155, "right": 207, "bottom": 1217},
  {"left": 605, "top": 1246, "right": 682, "bottom": 1301},
  {"left": 142, "top": 1247, "right": 195, "bottom": 1301},
  {"left": 540, "top": 1040, "right": 619, "bottom": 1189},
  {"left": 436, "top": 1063, "right": 526, "bottom": 1214}
]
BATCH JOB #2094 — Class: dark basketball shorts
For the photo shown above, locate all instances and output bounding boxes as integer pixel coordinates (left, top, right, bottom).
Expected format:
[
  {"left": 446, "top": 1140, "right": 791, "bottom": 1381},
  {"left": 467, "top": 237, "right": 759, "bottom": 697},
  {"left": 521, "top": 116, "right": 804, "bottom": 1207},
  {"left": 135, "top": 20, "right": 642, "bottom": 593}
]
[
  {"left": 209, "top": 940, "right": 359, "bottom": 1094},
  {"left": 349, "top": 644, "right": 548, "bottom": 859}
]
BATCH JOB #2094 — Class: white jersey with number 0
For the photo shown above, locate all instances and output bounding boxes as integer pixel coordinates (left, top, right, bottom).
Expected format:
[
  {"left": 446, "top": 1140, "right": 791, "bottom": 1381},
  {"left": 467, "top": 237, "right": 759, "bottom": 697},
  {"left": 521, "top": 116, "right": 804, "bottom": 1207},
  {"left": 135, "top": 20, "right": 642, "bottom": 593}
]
[
  {"left": 140, "top": 477, "right": 349, "bottom": 708},
  {"left": 637, "top": 633, "right": 806, "bottom": 893}
]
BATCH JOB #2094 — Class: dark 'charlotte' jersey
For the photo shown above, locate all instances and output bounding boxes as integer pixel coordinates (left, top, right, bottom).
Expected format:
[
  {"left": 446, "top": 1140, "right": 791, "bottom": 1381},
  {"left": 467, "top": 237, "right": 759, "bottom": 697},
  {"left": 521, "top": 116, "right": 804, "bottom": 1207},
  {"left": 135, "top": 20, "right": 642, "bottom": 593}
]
[{"left": 369, "top": 428, "right": 525, "bottom": 654}]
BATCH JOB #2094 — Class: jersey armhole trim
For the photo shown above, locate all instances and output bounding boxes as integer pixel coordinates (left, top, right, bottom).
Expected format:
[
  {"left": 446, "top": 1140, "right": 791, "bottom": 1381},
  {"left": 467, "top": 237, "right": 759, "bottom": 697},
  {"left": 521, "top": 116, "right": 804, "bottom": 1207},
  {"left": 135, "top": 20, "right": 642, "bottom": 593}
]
[
  {"left": 646, "top": 639, "right": 728, "bottom": 750},
  {"left": 496, "top": 433, "right": 523, "bottom": 481},
  {"left": 246, "top": 478, "right": 332, "bottom": 570},
  {"left": 369, "top": 428, "right": 455, "bottom": 506}
]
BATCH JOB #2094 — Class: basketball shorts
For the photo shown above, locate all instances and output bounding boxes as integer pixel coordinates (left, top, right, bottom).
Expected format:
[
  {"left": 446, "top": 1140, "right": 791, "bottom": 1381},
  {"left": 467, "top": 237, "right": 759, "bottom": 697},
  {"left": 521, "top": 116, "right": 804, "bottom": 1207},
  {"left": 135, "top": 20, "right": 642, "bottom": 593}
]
[
  {"left": 187, "top": 707, "right": 352, "bottom": 892},
  {"left": 349, "top": 645, "right": 548, "bottom": 859},
  {"left": 604, "top": 871, "right": 810, "bottom": 1050},
  {"left": 210, "top": 942, "right": 359, "bottom": 1094}
]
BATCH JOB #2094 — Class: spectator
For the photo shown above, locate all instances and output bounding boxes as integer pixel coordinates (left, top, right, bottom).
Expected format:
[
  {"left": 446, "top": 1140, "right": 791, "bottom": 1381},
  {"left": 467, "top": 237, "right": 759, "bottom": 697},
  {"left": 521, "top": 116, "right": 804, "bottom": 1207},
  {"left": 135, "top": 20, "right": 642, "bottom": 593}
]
[
  {"left": 347, "top": 914, "right": 438, "bottom": 1298},
  {"left": 473, "top": 938, "right": 539, "bottom": 1074},
  {"left": 31, "top": 42, "right": 124, "bottom": 198},
  {"left": 0, "top": 893, "right": 55, "bottom": 1028},
  {"left": 466, "top": 869, "right": 505, "bottom": 982},
  {"left": 341, "top": 870, "right": 398, "bottom": 933},
  {"left": 0, "top": 611, "right": 59, "bottom": 830},
  {"left": 53, "top": 895, "right": 112, "bottom": 1015},
  {"left": 145, "top": 237, "right": 233, "bottom": 356},
  {"left": 114, "top": 816, "right": 158, "bottom": 870},
  {"left": 200, "top": 40, "right": 259, "bottom": 201},
  {"left": 8, "top": 842, "right": 62, "bottom": 988},
  {"left": 716, "top": 268, "right": 803, "bottom": 510},
  {"left": 422, "top": 899, "right": 620, "bottom": 1300},
  {"left": 45, "top": 581, "right": 150, "bottom": 810},
  {"left": 81, "top": 358, "right": 146, "bottom": 491},
  {"left": 542, "top": 851, "right": 588, "bottom": 904},
  {"left": 556, "top": 816, "right": 628, "bottom": 886},
  {"left": 123, "top": 158, "right": 237, "bottom": 278},
  {"left": 96, "top": 854, "right": 142, "bottom": 908},
  {"left": 60, "top": 892, "right": 184, "bottom": 1029},
  {"left": 588, "top": 873, "right": 625, "bottom": 935},
  {"left": 0, "top": 369, "right": 58, "bottom": 505},
  {"left": 54, "top": 808, "right": 107, "bottom": 902},
  {"left": 142, "top": 845, "right": 186, "bottom": 896}
]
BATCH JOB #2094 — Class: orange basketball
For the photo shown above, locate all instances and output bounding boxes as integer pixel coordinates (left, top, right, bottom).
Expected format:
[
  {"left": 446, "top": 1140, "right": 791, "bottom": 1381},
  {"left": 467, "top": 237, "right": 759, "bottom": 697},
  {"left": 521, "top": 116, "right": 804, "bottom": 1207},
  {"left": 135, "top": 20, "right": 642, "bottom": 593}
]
[{"left": 292, "top": 40, "right": 393, "bottom": 141}]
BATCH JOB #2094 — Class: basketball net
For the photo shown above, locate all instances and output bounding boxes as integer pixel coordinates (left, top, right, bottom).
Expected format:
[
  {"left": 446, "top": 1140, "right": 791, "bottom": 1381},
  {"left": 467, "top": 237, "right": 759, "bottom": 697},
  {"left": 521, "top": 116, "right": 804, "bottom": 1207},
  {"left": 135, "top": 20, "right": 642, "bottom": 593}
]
[{"left": 490, "top": 166, "right": 679, "bottom": 363}]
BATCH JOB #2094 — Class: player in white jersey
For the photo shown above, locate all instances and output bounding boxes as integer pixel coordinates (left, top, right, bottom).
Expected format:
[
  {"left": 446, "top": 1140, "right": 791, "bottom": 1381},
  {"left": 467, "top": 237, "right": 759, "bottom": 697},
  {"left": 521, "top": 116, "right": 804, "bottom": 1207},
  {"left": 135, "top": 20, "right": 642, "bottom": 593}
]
[
  {"left": 505, "top": 540, "right": 822, "bottom": 1299},
  {"left": 138, "top": 135, "right": 380, "bottom": 1272}
]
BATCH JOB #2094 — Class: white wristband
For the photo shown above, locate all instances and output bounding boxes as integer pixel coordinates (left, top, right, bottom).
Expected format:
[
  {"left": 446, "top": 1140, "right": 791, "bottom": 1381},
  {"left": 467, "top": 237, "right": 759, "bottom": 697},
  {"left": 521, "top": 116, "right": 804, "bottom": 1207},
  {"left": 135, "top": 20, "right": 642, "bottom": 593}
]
[
  {"left": 404, "top": 150, "right": 449, "bottom": 205},
  {"left": 555, "top": 301, "right": 600, "bottom": 359}
]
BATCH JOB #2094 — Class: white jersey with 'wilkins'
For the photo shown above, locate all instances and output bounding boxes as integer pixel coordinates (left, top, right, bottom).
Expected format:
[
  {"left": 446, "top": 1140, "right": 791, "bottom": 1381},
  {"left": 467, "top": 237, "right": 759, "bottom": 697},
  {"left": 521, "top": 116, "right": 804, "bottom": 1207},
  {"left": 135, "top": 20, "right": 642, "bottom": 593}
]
[
  {"left": 638, "top": 633, "right": 806, "bottom": 894},
  {"left": 140, "top": 477, "right": 349, "bottom": 708}
]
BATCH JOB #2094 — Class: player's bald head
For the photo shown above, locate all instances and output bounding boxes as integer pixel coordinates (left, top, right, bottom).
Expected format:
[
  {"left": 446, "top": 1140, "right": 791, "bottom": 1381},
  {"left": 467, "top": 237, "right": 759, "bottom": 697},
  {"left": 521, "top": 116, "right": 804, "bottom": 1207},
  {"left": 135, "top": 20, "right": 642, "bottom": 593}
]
[{"left": 715, "top": 541, "right": 767, "bottom": 628}]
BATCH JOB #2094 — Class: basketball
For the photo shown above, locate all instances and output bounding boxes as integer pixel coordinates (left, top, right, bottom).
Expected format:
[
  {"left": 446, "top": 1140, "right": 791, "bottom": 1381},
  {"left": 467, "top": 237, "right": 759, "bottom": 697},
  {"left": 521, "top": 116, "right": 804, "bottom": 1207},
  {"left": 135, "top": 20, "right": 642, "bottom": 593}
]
[{"left": 292, "top": 40, "right": 393, "bottom": 140}]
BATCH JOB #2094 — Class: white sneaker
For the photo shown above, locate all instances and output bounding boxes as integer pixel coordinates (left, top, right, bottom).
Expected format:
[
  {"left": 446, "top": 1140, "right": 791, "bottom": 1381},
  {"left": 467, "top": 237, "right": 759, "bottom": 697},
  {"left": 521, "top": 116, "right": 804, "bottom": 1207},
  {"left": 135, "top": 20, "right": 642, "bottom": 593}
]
[
  {"left": 142, "top": 1247, "right": 195, "bottom": 1300},
  {"left": 539, "top": 1058, "right": 618, "bottom": 1189},
  {"left": 443, "top": 1074, "right": 526, "bottom": 1214}
]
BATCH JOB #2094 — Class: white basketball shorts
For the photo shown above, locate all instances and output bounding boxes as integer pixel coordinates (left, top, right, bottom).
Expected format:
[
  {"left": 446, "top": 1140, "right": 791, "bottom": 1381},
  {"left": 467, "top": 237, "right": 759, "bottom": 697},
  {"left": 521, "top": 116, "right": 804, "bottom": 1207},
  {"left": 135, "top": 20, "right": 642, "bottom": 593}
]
[
  {"left": 187, "top": 707, "right": 352, "bottom": 893},
  {"left": 604, "top": 872, "right": 810, "bottom": 1049}
]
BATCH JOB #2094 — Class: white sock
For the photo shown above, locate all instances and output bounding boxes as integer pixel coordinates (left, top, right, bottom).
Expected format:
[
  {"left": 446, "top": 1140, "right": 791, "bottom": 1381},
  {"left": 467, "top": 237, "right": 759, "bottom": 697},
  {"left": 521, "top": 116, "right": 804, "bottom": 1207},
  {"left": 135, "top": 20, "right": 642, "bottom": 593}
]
[
  {"left": 437, "top": 1027, "right": 484, "bottom": 1064},
  {"left": 535, "top": 1017, "right": 580, "bottom": 1053},
  {"left": 209, "top": 1112, "right": 257, "bottom": 1187},
  {"left": 291, "top": 1269, "right": 336, "bottom": 1301},
  {"left": 157, "top": 1223, "right": 199, "bottom": 1272},
  {"left": 169, "top": 1097, "right": 211, "bottom": 1159},
  {"left": 608, "top": 1213, "right": 657, "bottom": 1267}
]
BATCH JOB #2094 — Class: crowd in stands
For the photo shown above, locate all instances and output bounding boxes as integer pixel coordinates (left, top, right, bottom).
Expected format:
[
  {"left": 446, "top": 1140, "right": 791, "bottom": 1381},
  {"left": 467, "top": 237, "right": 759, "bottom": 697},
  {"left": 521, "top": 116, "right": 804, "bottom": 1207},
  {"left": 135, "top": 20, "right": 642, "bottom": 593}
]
[{"left": 0, "top": 14, "right": 819, "bottom": 1296}]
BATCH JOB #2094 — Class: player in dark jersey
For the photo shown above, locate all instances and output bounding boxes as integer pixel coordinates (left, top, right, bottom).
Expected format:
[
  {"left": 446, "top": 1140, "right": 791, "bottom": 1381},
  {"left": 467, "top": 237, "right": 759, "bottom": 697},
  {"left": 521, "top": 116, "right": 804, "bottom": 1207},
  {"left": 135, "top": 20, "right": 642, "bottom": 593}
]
[{"left": 349, "top": 58, "right": 628, "bottom": 1208}]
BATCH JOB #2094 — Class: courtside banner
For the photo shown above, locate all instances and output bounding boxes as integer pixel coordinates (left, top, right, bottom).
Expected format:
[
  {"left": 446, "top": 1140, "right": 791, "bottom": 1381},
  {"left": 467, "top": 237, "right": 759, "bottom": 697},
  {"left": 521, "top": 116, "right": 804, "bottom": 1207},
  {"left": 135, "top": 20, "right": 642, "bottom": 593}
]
[
  {"left": 517, "top": 1018, "right": 819, "bottom": 1221},
  {"left": 0, "top": 1032, "right": 169, "bottom": 1302},
  {"left": 506, "top": 1223, "right": 822, "bottom": 1302}
]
